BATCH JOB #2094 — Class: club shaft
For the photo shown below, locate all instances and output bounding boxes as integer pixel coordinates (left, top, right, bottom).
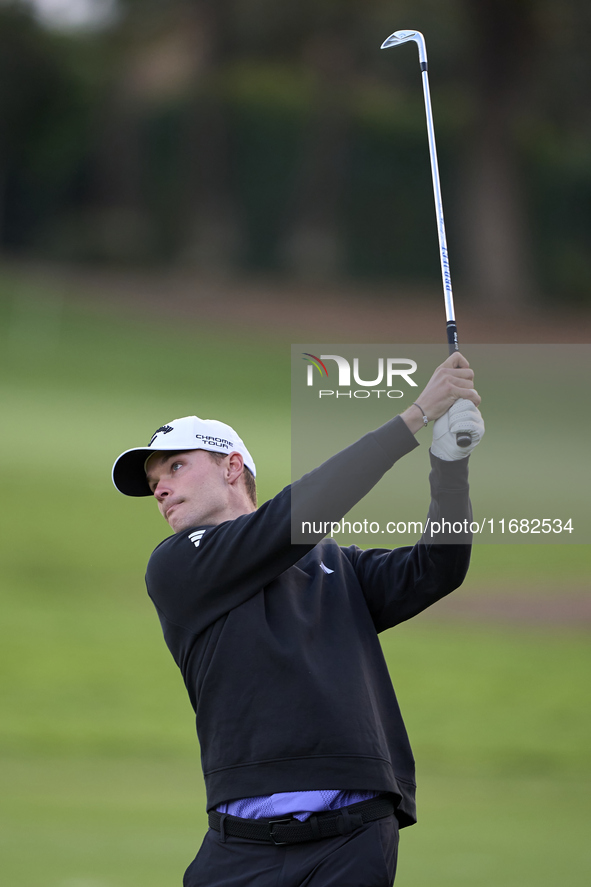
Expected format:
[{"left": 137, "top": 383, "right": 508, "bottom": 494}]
[
  {"left": 421, "top": 63, "right": 471, "bottom": 443},
  {"left": 420, "top": 67, "right": 458, "bottom": 354}
]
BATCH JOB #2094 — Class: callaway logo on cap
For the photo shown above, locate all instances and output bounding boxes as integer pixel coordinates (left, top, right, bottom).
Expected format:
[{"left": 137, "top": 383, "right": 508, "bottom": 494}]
[{"left": 112, "top": 416, "right": 256, "bottom": 497}]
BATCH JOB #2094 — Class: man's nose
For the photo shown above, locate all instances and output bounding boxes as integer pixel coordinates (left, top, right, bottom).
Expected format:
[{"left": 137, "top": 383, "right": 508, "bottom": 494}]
[{"left": 154, "top": 480, "right": 171, "bottom": 500}]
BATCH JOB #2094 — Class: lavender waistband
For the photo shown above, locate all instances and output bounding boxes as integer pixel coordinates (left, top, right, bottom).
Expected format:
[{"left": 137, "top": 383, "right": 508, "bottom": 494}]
[{"left": 216, "top": 789, "right": 381, "bottom": 823}]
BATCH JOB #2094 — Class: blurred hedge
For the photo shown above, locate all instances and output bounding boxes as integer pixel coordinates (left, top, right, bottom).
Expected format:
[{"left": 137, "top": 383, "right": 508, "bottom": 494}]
[{"left": 1, "top": 3, "right": 590, "bottom": 302}]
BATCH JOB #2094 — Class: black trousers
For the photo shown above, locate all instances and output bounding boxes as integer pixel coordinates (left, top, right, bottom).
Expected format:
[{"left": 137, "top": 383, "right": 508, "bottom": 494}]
[{"left": 183, "top": 814, "right": 399, "bottom": 887}]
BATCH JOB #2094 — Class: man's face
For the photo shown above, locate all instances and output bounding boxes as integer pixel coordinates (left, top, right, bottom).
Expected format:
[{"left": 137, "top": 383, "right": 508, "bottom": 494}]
[{"left": 145, "top": 449, "right": 230, "bottom": 533}]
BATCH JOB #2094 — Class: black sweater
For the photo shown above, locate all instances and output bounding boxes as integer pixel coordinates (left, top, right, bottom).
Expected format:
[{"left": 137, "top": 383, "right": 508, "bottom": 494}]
[{"left": 145, "top": 416, "right": 472, "bottom": 827}]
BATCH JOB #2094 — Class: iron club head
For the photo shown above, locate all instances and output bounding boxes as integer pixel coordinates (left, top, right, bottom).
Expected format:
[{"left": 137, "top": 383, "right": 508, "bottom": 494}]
[{"left": 380, "top": 29, "right": 427, "bottom": 66}]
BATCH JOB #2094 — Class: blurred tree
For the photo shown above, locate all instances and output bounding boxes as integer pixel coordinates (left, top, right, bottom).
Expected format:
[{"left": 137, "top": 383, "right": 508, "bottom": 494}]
[
  {"left": 174, "top": 0, "right": 243, "bottom": 270},
  {"left": 281, "top": 3, "right": 357, "bottom": 280},
  {"left": 456, "top": 0, "right": 539, "bottom": 309},
  {"left": 525, "top": 0, "right": 591, "bottom": 302},
  {"left": 87, "top": 49, "right": 147, "bottom": 262},
  {"left": 96, "top": 0, "right": 243, "bottom": 269},
  {"left": 0, "top": 1, "right": 93, "bottom": 251}
]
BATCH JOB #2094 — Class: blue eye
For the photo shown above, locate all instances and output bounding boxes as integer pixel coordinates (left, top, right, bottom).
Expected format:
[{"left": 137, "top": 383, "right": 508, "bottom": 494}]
[{"left": 171, "top": 462, "right": 182, "bottom": 472}]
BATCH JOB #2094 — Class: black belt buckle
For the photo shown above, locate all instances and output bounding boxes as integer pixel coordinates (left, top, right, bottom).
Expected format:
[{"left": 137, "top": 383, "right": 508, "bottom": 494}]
[{"left": 268, "top": 818, "right": 292, "bottom": 845}]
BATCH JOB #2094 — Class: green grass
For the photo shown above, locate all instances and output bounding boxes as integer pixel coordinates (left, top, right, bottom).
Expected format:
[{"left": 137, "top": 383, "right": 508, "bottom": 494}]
[
  {"left": 0, "top": 757, "right": 204, "bottom": 886},
  {"left": 399, "top": 773, "right": 591, "bottom": 886},
  {"left": 383, "top": 623, "right": 591, "bottom": 776},
  {"left": 0, "top": 269, "right": 589, "bottom": 885}
]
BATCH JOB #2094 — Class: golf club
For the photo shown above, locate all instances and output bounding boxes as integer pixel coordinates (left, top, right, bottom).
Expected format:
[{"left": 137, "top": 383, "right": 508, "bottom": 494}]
[{"left": 381, "top": 29, "right": 472, "bottom": 447}]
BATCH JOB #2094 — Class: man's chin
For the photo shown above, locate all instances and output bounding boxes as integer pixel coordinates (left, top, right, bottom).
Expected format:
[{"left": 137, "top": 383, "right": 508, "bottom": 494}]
[
  {"left": 168, "top": 512, "right": 200, "bottom": 534},
  {"left": 169, "top": 515, "right": 189, "bottom": 533},
  {"left": 164, "top": 507, "right": 185, "bottom": 533}
]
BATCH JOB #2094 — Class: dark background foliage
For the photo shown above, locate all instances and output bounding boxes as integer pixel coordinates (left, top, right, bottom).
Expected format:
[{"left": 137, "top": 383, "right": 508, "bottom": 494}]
[{"left": 1, "top": 0, "right": 590, "bottom": 306}]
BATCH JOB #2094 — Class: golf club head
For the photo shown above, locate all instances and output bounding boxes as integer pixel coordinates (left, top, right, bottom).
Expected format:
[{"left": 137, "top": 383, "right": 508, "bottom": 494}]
[{"left": 380, "top": 29, "right": 427, "bottom": 66}]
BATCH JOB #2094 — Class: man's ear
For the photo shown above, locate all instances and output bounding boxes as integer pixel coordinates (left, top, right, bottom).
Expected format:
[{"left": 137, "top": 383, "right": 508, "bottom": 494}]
[{"left": 226, "top": 451, "right": 244, "bottom": 484}]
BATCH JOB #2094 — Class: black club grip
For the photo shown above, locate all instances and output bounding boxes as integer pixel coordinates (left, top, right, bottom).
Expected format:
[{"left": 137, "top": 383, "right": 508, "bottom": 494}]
[
  {"left": 456, "top": 431, "right": 472, "bottom": 448},
  {"left": 446, "top": 322, "right": 472, "bottom": 450}
]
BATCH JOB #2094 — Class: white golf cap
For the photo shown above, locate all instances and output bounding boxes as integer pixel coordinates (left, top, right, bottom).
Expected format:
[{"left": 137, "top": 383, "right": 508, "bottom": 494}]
[{"left": 112, "top": 416, "right": 256, "bottom": 497}]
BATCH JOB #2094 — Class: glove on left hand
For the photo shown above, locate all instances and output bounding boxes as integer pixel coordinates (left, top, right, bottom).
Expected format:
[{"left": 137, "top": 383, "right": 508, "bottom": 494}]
[{"left": 431, "top": 398, "right": 485, "bottom": 461}]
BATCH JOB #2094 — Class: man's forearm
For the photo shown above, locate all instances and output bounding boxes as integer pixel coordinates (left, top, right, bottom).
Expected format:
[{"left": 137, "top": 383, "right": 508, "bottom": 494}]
[{"left": 400, "top": 403, "right": 429, "bottom": 435}]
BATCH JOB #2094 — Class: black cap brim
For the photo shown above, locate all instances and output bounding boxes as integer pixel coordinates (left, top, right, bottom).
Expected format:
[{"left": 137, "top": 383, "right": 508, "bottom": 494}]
[{"left": 112, "top": 448, "right": 155, "bottom": 497}]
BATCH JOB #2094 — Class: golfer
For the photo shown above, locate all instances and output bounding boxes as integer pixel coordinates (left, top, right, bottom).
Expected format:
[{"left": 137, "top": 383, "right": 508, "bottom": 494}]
[{"left": 112, "top": 352, "right": 483, "bottom": 887}]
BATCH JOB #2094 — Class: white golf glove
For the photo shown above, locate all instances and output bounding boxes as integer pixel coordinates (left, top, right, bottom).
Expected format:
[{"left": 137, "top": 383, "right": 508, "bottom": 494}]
[{"left": 431, "top": 398, "right": 485, "bottom": 460}]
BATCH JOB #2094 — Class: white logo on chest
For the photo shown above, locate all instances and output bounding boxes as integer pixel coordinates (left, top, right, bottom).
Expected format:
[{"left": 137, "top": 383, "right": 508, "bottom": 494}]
[{"left": 188, "top": 530, "right": 206, "bottom": 548}]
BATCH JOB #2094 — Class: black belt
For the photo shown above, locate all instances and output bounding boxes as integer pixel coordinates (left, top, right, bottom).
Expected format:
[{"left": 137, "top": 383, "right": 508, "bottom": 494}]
[{"left": 208, "top": 796, "right": 395, "bottom": 845}]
